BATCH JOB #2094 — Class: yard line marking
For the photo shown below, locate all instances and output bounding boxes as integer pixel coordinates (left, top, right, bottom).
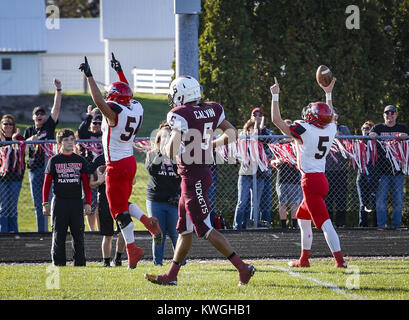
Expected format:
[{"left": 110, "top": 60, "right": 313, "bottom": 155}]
[{"left": 269, "top": 266, "right": 367, "bottom": 300}]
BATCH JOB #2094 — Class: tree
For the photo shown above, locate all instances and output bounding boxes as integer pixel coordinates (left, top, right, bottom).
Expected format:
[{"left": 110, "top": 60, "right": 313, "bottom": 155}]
[
  {"left": 199, "top": 0, "right": 257, "bottom": 126},
  {"left": 45, "top": 0, "right": 99, "bottom": 18}
]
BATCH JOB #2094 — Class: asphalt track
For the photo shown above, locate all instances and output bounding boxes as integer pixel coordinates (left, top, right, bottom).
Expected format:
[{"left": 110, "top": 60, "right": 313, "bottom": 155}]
[{"left": 1, "top": 228, "right": 408, "bottom": 263}]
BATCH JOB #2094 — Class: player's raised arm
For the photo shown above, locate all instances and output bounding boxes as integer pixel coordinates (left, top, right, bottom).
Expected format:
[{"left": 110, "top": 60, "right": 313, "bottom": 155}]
[
  {"left": 110, "top": 53, "right": 129, "bottom": 85},
  {"left": 270, "top": 77, "right": 293, "bottom": 138},
  {"left": 79, "top": 56, "right": 116, "bottom": 125},
  {"left": 318, "top": 77, "right": 336, "bottom": 117}
]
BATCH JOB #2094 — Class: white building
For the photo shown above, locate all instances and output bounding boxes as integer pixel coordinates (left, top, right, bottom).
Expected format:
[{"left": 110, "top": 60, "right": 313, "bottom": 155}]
[
  {"left": 0, "top": 0, "right": 175, "bottom": 95},
  {"left": 100, "top": 0, "right": 175, "bottom": 86},
  {"left": 40, "top": 18, "right": 105, "bottom": 91},
  {"left": 0, "top": 0, "right": 46, "bottom": 95}
]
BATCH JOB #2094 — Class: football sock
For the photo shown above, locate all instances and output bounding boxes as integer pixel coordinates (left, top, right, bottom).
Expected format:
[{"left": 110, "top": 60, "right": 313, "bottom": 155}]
[
  {"left": 321, "top": 219, "right": 341, "bottom": 253},
  {"left": 166, "top": 261, "right": 181, "bottom": 279},
  {"left": 104, "top": 258, "right": 110, "bottom": 265},
  {"left": 281, "top": 220, "right": 287, "bottom": 229},
  {"left": 298, "top": 219, "right": 313, "bottom": 250},
  {"left": 227, "top": 252, "right": 246, "bottom": 271},
  {"left": 114, "top": 252, "right": 122, "bottom": 260},
  {"left": 300, "top": 249, "right": 310, "bottom": 262},
  {"left": 120, "top": 221, "right": 135, "bottom": 244},
  {"left": 332, "top": 251, "right": 345, "bottom": 265},
  {"left": 128, "top": 203, "right": 145, "bottom": 221}
]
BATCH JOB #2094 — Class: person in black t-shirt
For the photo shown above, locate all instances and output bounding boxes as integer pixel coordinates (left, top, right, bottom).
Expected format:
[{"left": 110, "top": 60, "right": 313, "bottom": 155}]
[
  {"left": 145, "top": 121, "right": 181, "bottom": 266},
  {"left": 77, "top": 105, "right": 103, "bottom": 231},
  {"left": 24, "top": 78, "right": 62, "bottom": 232},
  {"left": 369, "top": 105, "right": 409, "bottom": 228},
  {"left": 89, "top": 153, "right": 125, "bottom": 267},
  {"left": 42, "top": 129, "right": 91, "bottom": 266}
]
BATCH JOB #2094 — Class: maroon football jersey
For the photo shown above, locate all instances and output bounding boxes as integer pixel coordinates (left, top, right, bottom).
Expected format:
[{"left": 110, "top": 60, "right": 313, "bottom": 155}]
[{"left": 167, "top": 102, "right": 225, "bottom": 172}]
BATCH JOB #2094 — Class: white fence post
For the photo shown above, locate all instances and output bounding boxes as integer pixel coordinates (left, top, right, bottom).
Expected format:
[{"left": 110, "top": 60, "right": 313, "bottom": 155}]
[{"left": 132, "top": 68, "right": 174, "bottom": 95}]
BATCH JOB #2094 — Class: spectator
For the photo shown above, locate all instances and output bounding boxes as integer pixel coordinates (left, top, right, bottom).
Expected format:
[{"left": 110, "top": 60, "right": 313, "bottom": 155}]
[
  {"left": 89, "top": 153, "right": 125, "bottom": 267},
  {"left": 77, "top": 105, "right": 104, "bottom": 231},
  {"left": 24, "top": 78, "right": 62, "bottom": 232},
  {"left": 324, "top": 107, "right": 351, "bottom": 227},
  {"left": 251, "top": 107, "right": 276, "bottom": 226},
  {"left": 145, "top": 121, "right": 181, "bottom": 266},
  {"left": 0, "top": 115, "right": 25, "bottom": 232},
  {"left": 356, "top": 121, "right": 378, "bottom": 227},
  {"left": 271, "top": 120, "right": 302, "bottom": 229},
  {"left": 369, "top": 105, "right": 409, "bottom": 228},
  {"left": 42, "top": 129, "right": 91, "bottom": 266},
  {"left": 233, "top": 119, "right": 265, "bottom": 230}
]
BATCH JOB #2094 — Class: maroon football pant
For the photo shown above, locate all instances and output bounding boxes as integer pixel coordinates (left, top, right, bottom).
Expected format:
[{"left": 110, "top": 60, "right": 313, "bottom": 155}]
[{"left": 177, "top": 166, "right": 213, "bottom": 238}]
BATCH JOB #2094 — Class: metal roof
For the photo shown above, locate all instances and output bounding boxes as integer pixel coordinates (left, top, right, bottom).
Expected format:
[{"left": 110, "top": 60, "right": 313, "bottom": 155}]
[
  {"left": 101, "top": 0, "right": 175, "bottom": 40},
  {"left": 0, "top": 0, "right": 46, "bottom": 52}
]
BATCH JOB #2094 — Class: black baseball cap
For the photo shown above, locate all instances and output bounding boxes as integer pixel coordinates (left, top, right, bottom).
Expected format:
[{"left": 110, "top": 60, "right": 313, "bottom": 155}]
[
  {"left": 32, "top": 106, "right": 46, "bottom": 115},
  {"left": 384, "top": 105, "right": 397, "bottom": 113}
]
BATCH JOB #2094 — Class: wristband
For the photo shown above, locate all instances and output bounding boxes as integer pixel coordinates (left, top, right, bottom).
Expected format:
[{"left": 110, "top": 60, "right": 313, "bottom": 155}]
[
  {"left": 326, "top": 92, "right": 332, "bottom": 100},
  {"left": 273, "top": 94, "right": 279, "bottom": 102},
  {"left": 42, "top": 202, "right": 50, "bottom": 207},
  {"left": 56, "top": 88, "right": 62, "bottom": 91}
]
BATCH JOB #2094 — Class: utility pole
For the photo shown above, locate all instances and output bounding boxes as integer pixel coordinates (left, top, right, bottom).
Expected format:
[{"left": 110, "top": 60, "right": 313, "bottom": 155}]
[{"left": 174, "top": 0, "right": 201, "bottom": 80}]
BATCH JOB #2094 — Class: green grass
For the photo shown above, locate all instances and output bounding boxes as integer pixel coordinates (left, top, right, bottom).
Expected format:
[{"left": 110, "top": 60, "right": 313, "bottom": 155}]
[
  {"left": 14, "top": 93, "right": 168, "bottom": 232},
  {"left": 1, "top": 258, "right": 409, "bottom": 300}
]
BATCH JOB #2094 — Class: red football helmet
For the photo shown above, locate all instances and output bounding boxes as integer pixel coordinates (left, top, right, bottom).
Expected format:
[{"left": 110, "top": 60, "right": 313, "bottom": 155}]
[
  {"left": 304, "top": 102, "right": 333, "bottom": 128},
  {"left": 105, "top": 81, "right": 133, "bottom": 106}
]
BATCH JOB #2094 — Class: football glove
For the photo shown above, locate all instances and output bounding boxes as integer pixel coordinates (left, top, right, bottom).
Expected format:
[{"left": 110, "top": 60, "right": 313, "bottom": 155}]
[
  {"left": 110, "top": 53, "right": 122, "bottom": 72},
  {"left": 79, "top": 56, "right": 93, "bottom": 77}
]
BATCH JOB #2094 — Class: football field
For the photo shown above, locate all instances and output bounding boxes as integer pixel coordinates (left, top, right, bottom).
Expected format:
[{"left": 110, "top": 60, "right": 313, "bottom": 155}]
[{"left": 1, "top": 258, "right": 408, "bottom": 301}]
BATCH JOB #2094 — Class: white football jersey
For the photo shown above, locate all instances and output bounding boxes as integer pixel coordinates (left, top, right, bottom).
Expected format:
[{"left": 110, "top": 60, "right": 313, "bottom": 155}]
[
  {"left": 290, "top": 121, "right": 336, "bottom": 173},
  {"left": 101, "top": 100, "right": 143, "bottom": 162}
]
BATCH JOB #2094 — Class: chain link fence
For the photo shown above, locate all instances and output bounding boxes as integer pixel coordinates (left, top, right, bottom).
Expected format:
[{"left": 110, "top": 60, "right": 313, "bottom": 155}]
[{"left": 1, "top": 136, "right": 408, "bottom": 232}]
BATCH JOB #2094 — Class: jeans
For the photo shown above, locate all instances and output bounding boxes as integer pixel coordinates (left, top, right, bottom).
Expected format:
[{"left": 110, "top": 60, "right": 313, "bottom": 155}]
[
  {"left": 146, "top": 199, "right": 179, "bottom": 266},
  {"left": 233, "top": 175, "right": 265, "bottom": 230},
  {"left": 376, "top": 174, "right": 404, "bottom": 228},
  {"left": 0, "top": 180, "right": 22, "bottom": 232},
  {"left": 29, "top": 167, "right": 51, "bottom": 232}
]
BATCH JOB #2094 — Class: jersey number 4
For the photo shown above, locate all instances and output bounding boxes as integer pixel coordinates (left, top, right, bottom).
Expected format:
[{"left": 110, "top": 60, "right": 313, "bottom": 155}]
[
  {"left": 120, "top": 116, "right": 141, "bottom": 141},
  {"left": 315, "top": 136, "right": 330, "bottom": 159}
]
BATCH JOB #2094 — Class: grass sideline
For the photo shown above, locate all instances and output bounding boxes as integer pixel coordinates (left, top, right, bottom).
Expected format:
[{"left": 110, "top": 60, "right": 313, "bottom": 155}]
[{"left": 1, "top": 258, "right": 409, "bottom": 300}]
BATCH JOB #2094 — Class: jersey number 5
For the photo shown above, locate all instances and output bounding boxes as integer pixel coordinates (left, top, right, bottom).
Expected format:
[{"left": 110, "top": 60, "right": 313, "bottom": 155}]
[
  {"left": 120, "top": 116, "right": 140, "bottom": 141},
  {"left": 315, "top": 136, "right": 329, "bottom": 159}
]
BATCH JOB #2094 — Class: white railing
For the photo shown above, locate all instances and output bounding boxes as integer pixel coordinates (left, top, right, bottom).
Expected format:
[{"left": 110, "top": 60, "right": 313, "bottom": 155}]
[{"left": 131, "top": 68, "right": 174, "bottom": 95}]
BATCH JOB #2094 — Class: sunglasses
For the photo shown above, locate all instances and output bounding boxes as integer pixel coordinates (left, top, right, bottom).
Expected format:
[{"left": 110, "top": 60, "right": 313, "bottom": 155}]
[
  {"left": 2, "top": 122, "right": 14, "bottom": 126},
  {"left": 384, "top": 111, "right": 396, "bottom": 115},
  {"left": 92, "top": 122, "right": 102, "bottom": 125},
  {"left": 252, "top": 113, "right": 263, "bottom": 117},
  {"left": 35, "top": 112, "right": 46, "bottom": 116},
  {"left": 362, "top": 126, "right": 371, "bottom": 130}
]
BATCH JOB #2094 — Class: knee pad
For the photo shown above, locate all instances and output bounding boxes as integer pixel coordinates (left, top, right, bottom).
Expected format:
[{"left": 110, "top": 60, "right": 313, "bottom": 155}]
[{"left": 116, "top": 212, "right": 132, "bottom": 229}]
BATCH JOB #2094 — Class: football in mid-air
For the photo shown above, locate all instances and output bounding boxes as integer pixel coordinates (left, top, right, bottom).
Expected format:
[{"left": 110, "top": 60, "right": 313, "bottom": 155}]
[{"left": 316, "top": 65, "right": 333, "bottom": 87}]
